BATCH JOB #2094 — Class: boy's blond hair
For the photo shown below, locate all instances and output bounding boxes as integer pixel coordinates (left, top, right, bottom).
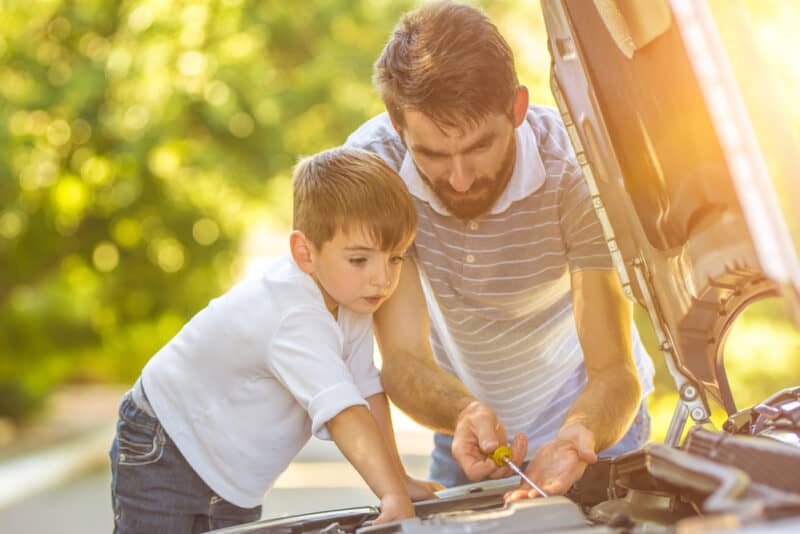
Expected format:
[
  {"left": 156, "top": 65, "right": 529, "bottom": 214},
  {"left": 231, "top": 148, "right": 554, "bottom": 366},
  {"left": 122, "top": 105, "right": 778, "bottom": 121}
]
[
  {"left": 373, "top": 1, "right": 519, "bottom": 130},
  {"left": 292, "top": 146, "right": 417, "bottom": 251}
]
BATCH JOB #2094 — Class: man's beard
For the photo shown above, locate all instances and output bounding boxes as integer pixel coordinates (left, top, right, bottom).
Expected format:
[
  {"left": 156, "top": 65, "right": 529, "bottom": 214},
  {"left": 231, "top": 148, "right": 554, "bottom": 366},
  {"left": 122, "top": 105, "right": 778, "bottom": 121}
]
[{"left": 416, "top": 137, "right": 516, "bottom": 220}]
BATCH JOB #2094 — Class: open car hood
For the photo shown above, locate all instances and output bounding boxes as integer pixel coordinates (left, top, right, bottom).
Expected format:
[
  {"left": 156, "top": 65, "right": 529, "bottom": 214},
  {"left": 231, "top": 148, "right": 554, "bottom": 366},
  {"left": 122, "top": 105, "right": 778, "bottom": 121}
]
[{"left": 541, "top": 0, "right": 800, "bottom": 436}]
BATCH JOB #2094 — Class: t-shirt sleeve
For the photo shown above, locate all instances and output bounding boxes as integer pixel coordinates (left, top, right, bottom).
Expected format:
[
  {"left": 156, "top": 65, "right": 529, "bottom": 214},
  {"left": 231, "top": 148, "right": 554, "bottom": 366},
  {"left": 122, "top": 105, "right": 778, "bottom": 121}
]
[
  {"left": 268, "top": 308, "right": 368, "bottom": 441},
  {"left": 558, "top": 164, "right": 614, "bottom": 272},
  {"left": 344, "top": 113, "right": 406, "bottom": 171},
  {"left": 342, "top": 315, "right": 383, "bottom": 400}
]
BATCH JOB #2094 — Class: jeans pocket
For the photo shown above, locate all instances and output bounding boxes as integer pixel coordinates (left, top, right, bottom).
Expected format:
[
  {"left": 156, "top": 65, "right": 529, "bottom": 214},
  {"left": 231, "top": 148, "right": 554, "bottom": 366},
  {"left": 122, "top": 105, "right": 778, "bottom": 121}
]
[{"left": 117, "top": 394, "right": 165, "bottom": 466}]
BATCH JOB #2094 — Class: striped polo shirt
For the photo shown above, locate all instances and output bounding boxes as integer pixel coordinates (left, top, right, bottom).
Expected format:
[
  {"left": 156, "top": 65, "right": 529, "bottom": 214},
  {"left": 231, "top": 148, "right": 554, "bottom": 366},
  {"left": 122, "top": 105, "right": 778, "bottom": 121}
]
[{"left": 347, "top": 106, "right": 654, "bottom": 448}]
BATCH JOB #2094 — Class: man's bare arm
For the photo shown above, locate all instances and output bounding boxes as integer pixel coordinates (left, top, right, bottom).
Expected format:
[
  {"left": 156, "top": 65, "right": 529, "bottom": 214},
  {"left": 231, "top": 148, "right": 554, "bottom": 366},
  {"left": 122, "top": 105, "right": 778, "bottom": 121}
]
[
  {"left": 508, "top": 269, "right": 641, "bottom": 500},
  {"left": 373, "top": 258, "right": 474, "bottom": 434},
  {"left": 565, "top": 269, "right": 642, "bottom": 449},
  {"left": 375, "top": 259, "right": 526, "bottom": 481}
]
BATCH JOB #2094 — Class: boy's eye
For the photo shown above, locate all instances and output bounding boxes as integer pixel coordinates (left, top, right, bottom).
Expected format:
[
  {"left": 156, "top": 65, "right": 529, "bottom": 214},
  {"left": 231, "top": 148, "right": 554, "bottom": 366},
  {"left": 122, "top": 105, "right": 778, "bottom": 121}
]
[
  {"left": 349, "top": 257, "right": 367, "bottom": 265},
  {"left": 390, "top": 255, "right": 405, "bottom": 264}
]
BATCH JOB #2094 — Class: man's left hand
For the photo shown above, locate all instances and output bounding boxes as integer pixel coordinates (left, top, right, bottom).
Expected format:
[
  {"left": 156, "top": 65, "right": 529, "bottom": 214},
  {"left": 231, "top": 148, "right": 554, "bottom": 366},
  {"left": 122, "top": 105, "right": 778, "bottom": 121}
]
[{"left": 504, "top": 423, "right": 598, "bottom": 501}]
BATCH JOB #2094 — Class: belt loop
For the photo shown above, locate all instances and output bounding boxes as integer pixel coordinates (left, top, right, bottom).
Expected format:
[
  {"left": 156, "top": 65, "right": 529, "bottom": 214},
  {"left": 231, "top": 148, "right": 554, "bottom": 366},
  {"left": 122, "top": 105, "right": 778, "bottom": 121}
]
[{"left": 131, "top": 377, "right": 157, "bottom": 418}]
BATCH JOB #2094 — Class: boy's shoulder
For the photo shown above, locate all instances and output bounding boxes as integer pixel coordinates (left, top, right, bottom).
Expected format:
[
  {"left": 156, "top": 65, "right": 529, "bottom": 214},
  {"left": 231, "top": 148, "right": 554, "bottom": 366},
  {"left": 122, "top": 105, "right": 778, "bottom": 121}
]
[{"left": 256, "top": 255, "right": 319, "bottom": 304}]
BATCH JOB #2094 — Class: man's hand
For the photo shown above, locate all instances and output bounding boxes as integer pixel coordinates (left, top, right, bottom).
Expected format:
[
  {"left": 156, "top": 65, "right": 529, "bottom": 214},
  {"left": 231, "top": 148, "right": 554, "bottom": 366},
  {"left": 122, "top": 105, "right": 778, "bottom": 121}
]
[
  {"left": 505, "top": 423, "right": 597, "bottom": 501},
  {"left": 405, "top": 476, "right": 444, "bottom": 501},
  {"left": 452, "top": 401, "right": 527, "bottom": 481},
  {"left": 375, "top": 492, "right": 415, "bottom": 524}
]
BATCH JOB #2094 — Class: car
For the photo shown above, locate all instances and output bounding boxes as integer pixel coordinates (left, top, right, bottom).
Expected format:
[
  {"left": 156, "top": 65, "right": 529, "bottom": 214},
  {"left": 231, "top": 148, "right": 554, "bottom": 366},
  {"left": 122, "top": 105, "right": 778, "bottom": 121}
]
[{"left": 211, "top": 1, "right": 800, "bottom": 532}]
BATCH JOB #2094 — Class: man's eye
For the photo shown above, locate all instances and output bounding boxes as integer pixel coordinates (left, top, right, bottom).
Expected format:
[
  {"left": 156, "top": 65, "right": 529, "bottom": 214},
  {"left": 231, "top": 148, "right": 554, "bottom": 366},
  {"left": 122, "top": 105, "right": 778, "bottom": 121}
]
[{"left": 349, "top": 257, "right": 367, "bottom": 265}]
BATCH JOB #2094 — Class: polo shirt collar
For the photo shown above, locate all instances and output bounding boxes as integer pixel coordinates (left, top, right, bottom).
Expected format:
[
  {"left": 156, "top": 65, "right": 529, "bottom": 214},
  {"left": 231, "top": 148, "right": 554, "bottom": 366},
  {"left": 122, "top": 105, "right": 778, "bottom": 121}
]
[{"left": 398, "top": 120, "right": 546, "bottom": 217}]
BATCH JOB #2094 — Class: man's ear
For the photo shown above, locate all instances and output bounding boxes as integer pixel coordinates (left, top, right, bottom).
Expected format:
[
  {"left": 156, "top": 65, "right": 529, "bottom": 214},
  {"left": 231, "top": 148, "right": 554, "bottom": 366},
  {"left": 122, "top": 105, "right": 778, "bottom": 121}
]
[
  {"left": 290, "top": 231, "right": 315, "bottom": 275},
  {"left": 512, "top": 86, "right": 529, "bottom": 127}
]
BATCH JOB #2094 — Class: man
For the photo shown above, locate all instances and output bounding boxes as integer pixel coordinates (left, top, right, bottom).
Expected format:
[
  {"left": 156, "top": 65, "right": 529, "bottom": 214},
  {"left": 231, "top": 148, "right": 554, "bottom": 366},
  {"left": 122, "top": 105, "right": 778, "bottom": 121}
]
[{"left": 346, "top": 1, "right": 654, "bottom": 498}]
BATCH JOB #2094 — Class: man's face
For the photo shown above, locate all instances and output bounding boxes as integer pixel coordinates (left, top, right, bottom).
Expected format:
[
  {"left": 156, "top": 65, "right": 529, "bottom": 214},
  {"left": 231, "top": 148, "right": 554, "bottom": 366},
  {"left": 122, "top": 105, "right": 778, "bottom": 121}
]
[{"left": 400, "top": 109, "right": 517, "bottom": 220}]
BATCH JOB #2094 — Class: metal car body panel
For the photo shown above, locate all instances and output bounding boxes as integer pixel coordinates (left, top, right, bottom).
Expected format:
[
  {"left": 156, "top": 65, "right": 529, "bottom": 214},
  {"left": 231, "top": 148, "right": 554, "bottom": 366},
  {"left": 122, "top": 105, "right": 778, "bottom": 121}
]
[{"left": 541, "top": 0, "right": 800, "bottom": 431}]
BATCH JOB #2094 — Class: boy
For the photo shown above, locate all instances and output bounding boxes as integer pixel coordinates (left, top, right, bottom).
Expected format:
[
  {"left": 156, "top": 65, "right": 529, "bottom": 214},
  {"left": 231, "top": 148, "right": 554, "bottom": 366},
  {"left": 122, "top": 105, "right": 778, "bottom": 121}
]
[{"left": 110, "top": 146, "right": 439, "bottom": 533}]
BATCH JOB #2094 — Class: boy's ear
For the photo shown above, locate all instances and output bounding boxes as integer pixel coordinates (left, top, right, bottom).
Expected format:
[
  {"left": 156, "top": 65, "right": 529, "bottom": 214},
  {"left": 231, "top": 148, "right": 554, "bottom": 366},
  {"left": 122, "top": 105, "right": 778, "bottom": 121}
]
[{"left": 290, "top": 231, "right": 315, "bottom": 275}]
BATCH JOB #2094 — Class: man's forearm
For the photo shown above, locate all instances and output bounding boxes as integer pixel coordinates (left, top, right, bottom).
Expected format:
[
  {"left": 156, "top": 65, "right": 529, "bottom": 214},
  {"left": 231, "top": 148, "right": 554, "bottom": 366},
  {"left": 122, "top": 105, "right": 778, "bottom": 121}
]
[
  {"left": 562, "top": 366, "right": 642, "bottom": 451},
  {"left": 381, "top": 350, "right": 475, "bottom": 434}
]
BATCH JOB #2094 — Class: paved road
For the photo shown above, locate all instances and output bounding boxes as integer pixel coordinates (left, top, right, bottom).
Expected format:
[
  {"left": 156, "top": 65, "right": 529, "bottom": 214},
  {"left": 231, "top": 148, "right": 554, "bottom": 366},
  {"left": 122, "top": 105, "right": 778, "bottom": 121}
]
[{"left": 0, "top": 413, "right": 433, "bottom": 533}]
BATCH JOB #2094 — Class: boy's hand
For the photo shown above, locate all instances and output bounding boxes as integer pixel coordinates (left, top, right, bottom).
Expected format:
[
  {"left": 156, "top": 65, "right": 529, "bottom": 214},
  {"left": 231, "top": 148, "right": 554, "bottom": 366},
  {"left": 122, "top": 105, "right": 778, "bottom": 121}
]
[
  {"left": 405, "top": 475, "right": 444, "bottom": 501},
  {"left": 375, "top": 492, "right": 415, "bottom": 524}
]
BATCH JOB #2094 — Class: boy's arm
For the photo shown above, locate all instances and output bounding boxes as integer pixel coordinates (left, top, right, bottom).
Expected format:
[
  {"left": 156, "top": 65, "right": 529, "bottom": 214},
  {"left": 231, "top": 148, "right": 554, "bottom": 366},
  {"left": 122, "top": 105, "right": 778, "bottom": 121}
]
[
  {"left": 326, "top": 404, "right": 414, "bottom": 524},
  {"left": 366, "top": 393, "right": 443, "bottom": 499}
]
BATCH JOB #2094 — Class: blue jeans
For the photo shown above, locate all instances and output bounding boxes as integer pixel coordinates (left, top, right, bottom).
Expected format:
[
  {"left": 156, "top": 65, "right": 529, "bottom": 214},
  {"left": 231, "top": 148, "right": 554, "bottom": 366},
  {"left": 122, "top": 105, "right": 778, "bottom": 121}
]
[
  {"left": 429, "top": 401, "right": 652, "bottom": 487},
  {"left": 109, "top": 390, "right": 262, "bottom": 533}
]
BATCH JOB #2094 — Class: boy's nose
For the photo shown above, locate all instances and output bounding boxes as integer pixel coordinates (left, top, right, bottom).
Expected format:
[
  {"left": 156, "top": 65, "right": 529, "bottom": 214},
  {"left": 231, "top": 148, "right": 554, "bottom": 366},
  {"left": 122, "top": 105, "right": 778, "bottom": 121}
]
[{"left": 371, "top": 264, "right": 391, "bottom": 289}]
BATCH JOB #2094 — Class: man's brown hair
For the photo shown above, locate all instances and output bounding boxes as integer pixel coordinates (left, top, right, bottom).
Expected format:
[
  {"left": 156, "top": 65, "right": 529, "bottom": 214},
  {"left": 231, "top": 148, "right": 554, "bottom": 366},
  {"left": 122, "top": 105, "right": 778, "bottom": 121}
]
[
  {"left": 292, "top": 146, "right": 417, "bottom": 250},
  {"left": 373, "top": 1, "right": 519, "bottom": 130}
]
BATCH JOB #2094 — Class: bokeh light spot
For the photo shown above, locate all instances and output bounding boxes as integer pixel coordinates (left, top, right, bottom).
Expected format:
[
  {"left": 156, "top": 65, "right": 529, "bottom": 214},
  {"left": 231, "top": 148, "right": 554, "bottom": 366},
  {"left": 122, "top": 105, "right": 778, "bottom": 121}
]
[
  {"left": 193, "top": 218, "right": 220, "bottom": 246},
  {"left": 112, "top": 218, "right": 143, "bottom": 249},
  {"left": 81, "top": 156, "right": 113, "bottom": 185},
  {"left": 204, "top": 80, "right": 230, "bottom": 106},
  {"left": 149, "top": 238, "right": 186, "bottom": 273},
  {"left": 0, "top": 211, "right": 26, "bottom": 239},
  {"left": 229, "top": 112, "right": 254, "bottom": 138},
  {"left": 128, "top": 6, "right": 154, "bottom": 33},
  {"left": 46, "top": 119, "right": 72, "bottom": 146},
  {"left": 178, "top": 50, "right": 207, "bottom": 77},
  {"left": 93, "top": 241, "right": 120, "bottom": 272}
]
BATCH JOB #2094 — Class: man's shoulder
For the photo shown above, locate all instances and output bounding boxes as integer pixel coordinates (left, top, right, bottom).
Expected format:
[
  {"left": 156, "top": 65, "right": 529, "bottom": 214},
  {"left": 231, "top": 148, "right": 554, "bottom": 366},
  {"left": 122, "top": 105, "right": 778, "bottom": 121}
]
[
  {"left": 524, "top": 104, "right": 580, "bottom": 184},
  {"left": 345, "top": 112, "right": 405, "bottom": 171},
  {"left": 524, "top": 105, "right": 572, "bottom": 154}
]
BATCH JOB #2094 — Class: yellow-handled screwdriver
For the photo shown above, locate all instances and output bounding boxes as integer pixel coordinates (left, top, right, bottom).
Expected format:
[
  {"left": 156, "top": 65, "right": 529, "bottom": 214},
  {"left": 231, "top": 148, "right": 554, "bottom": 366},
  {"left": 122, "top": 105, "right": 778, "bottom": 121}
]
[{"left": 492, "top": 445, "right": 548, "bottom": 497}]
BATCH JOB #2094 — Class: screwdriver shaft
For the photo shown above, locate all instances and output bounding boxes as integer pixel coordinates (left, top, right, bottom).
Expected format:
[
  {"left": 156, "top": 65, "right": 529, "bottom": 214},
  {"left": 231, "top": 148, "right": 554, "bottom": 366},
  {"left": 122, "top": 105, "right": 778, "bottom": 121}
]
[{"left": 502, "top": 457, "right": 548, "bottom": 497}]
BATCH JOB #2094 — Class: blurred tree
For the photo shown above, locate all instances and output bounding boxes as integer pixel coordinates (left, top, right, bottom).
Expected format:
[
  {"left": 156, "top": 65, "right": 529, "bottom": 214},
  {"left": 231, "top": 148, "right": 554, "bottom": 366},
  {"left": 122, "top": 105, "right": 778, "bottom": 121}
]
[
  {"left": 1, "top": 0, "right": 798, "bottom": 430},
  {"left": 0, "top": 0, "right": 413, "bottom": 420}
]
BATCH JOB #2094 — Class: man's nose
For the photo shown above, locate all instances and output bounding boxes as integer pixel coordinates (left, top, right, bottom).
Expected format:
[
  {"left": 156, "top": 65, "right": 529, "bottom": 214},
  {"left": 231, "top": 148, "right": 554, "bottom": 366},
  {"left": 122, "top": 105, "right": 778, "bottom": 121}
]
[{"left": 449, "top": 156, "right": 475, "bottom": 193}]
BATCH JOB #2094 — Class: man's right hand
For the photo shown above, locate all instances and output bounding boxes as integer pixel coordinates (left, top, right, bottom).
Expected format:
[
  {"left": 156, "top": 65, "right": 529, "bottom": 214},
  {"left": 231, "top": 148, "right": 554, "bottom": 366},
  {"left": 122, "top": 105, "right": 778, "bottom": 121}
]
[{"left": 451, "top": 401, "right": 527, "bottom": 481}]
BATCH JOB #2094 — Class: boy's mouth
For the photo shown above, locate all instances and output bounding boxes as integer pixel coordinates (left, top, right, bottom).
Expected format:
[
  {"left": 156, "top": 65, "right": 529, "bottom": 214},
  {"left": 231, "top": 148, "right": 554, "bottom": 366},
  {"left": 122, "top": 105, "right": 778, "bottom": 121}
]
[{"left": 364, "top": 295, "right": 385, "bottom": 305}]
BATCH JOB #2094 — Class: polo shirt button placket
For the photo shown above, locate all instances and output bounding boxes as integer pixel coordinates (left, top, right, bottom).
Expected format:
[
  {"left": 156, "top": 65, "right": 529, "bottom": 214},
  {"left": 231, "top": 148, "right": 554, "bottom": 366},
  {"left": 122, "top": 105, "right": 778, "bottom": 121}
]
[
  {"left": 466, "top": 254, "right": 475, "bottom": 264},
  {"left": 468, "top": 220, "right": 479, "bottom": 231}
]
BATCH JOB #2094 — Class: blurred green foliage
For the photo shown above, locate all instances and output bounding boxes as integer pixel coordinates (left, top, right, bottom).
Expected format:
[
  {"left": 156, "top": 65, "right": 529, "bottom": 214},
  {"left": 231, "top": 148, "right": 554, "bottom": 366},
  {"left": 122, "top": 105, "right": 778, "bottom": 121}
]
[
  {"left": 0, "top": 0, "right": 798, "bottom": 437},
  {"left": 0, "top": 0, "right": 413, "bottom": 419}
]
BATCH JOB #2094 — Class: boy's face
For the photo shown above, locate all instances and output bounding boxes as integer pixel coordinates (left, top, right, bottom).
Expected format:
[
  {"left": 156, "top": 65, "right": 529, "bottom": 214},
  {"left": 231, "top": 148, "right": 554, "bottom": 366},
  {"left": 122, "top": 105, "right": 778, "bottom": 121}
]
[
  {"left": 308, "top": 227, "right": 409, "bottom": 316},
  {"left": 399, "top": 109, "right": 517, "bottom": 220}
]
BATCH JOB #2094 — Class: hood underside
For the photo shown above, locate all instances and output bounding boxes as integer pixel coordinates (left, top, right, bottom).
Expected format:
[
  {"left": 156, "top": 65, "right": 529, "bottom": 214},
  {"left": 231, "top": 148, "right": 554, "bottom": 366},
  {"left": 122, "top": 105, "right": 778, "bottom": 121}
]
[{"left": 541, "top": 0, "right": 800, "bottom": 420}]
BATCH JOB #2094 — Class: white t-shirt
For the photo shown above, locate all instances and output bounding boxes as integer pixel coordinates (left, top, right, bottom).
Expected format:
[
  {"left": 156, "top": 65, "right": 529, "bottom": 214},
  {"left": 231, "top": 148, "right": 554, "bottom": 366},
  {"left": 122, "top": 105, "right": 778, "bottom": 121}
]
[{"left": 141, "top": 255, "right": 383, "bottom": 508}]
